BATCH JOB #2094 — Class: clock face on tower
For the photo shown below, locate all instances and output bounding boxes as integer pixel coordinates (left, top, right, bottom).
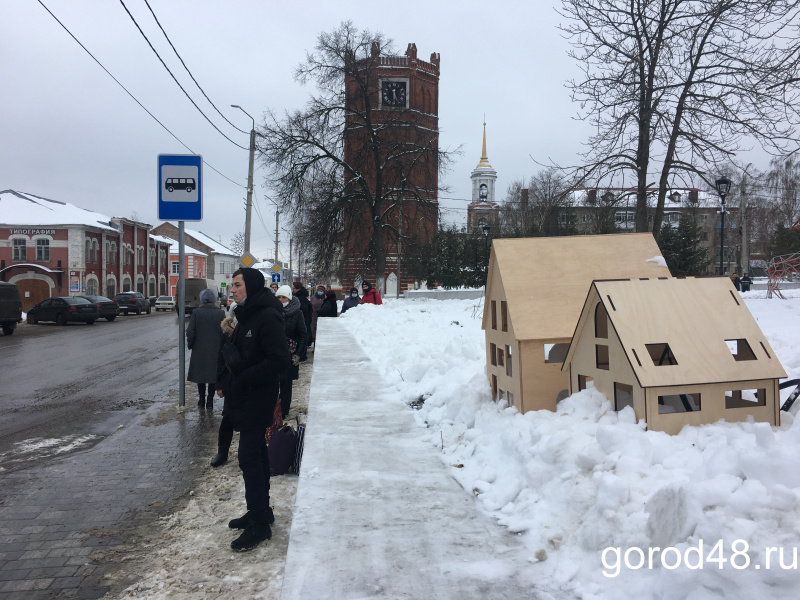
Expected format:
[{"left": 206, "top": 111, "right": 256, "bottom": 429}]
[{"left": 381, "top": 80, "right": 407, "bottom": 108}]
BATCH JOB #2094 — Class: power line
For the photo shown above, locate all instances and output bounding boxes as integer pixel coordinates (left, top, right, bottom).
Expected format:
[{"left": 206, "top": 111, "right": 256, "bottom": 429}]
[
  {"left": 37, "top": 0, "right": 245, "bottom": 189},
  {"left": 117, "top": 0, "right": 248, "bottom": 151},
  {"left": 141, "top": 0, "right": 249, "bottom": 136}
]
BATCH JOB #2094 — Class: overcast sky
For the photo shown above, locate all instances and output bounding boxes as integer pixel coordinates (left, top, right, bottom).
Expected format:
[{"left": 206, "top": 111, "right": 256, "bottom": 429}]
[{"left": 0, "top": 0, "right": 746, "bottom": 263}]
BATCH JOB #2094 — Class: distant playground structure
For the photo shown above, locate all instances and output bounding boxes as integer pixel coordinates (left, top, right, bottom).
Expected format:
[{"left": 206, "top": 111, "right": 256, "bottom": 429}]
[{"left": 767, "top": 250, "right": 800, "bottom": 299}]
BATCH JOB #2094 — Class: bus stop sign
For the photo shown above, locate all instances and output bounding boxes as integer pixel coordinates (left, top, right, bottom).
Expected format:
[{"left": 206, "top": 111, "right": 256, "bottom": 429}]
[{"left": 158, "top": 154, "right": 202, "bottom": 221}]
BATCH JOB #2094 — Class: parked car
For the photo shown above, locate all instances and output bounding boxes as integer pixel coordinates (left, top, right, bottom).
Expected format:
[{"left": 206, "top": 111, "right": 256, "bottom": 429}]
[
  {"left": 0, "top": 282, "right": 23, "bottom": 335},
  {"left": 26, "top": 296, "right": 99, "bottom": 325},
  {"left": 155, "top": 296, "right": 176, "bottom": 311},
  {"left": 113, "top": 292, "right": 151, "bottom": 315},
  {"left": 77, "top": 295, "right": 120, "bottom": 321}
]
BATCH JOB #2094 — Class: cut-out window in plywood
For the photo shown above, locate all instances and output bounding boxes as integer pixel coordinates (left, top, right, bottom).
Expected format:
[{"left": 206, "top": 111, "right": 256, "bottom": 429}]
[
  {"left": 544, "top": 343, "right": 569, "bottom": 364},
  {"left": 658, "top": 393, "right": 700, "bottom": 414},
  {"left": 491, "top": 301, "right": 497, "bottom": 330},
  {"left": 490, "top": 343, "right": 497, "bottom": 366},
  {"left": 508, "top": 392, "right": 514, "bottom": 407},
  {"left": 596, "top": 345, "right": 610, "bottom": 370},
  {"left": 578, "top": 375, "right": 594, "bottom": 391},
  {"left": 595, "top": 302, "right": 608, "bottom": 338},
  {"left": 726, "top": 339, "right": 756, "bottom": 361},
  {"left": 614, "top": 382, "right": 634, "bottom": 411},
  {"left": 725, "top": 388, "right": 766, "bottom": 408},
  {"left": 646, "top": 343, "right": 678, "bottom": 366},
  {"left": 501, "top": 301, "right": 508, "bottom": 332},
  {"left": 497, "top": 347, "right": 505, "bottom": 367},
  {"left": 492, "top": 374, "right": 498, "bottom": 400},
  {"left": 505, "top": 345, "right": 512, "bottom": 377}
]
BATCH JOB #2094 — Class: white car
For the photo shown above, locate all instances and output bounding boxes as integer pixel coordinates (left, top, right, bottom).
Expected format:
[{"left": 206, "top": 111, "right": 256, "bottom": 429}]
[{"left": 155, "top": 296, "right": 176, "bottom": 311}]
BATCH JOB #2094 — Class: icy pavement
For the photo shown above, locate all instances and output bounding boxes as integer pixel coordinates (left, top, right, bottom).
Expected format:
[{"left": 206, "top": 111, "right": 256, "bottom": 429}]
[{"left": 281, "top": 318, "right": 564, "bottom": 600}]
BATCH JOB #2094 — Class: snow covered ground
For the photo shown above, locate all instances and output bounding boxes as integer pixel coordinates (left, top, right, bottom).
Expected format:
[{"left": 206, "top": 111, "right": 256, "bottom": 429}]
[
  {"left": 337, "top": 289, "right": 800, "bottom": 600},
  {"left": 108, "top": 289, "right": 800, "bottom": 599}
]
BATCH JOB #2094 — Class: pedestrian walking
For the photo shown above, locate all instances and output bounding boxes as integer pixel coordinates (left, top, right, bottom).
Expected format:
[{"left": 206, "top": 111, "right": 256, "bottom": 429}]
[
  {"left": 730, "top": 272, "right": 741, "bottom": 291},
  {"left": 341, "top": 287, "right": 360, "bottom": 313},
  {"left": 216, "top": 268, "right": 290, "bottom": 552},
  {"left": 740, "top": 273, "right": 752, "bottom": 292},
  {"left": 310, "top": 285, "right": 326, "bottom": 347},
  {"left": 186, "top": 288, "right": 225, "bottom": 409},
  {"left": 275, "top": 285, "right": 307, "bottom": 418},
  {"left": 360, "top": 281, "right": 383, "bottom": 305},
  {"left": 318, "top": 289, "right": 338, "bottom": 318},
  {"left": 292, "top": 281, "right": 312, "bottom": 361}
]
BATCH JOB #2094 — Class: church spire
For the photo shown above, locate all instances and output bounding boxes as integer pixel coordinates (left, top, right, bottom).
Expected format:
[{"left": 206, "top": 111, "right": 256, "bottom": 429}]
[{"left": 476, "top": 121, "right": 492, "bottom": 169}]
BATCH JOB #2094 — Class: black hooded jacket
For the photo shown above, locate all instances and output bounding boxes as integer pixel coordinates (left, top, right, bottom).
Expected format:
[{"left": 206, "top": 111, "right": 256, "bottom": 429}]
[{"left": 217, "top": 276, "right": 290, "bottom": 431}]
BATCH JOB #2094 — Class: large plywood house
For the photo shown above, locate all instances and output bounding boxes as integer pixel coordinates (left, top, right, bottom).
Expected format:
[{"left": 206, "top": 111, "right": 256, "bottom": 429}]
[
  {"left": 482, "top": 233, "right": 671, "bottom": 413},
  {"left": 562, "top": 277, "right": 786, "bottom": 435}
]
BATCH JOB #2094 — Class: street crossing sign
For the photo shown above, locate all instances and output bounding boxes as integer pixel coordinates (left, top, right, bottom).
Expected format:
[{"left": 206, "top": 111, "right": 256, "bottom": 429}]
[{"left": 158, "top": 154, "right": 202, "bottom": 221}]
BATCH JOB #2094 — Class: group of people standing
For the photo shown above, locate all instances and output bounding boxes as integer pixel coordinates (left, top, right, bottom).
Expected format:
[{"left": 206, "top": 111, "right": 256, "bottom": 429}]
[{"left": 183, "top": 270, "right": 383, "bottom": 552}]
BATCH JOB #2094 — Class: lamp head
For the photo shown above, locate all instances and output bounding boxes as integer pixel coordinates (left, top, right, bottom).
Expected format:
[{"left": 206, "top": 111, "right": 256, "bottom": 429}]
[
  {"left": 715, "top": 175, "right": 732, "bottom": 197},
  {"left": 482, "top": 223, "right": 491, "bottom": 238}
]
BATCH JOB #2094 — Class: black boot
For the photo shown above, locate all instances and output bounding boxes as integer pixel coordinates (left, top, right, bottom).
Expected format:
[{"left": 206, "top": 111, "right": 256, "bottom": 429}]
[
  {"left": 206, "top": 397, "right": 214, "bottom": 410},
  {"left": 230, "top": 520, "right": 271, "bottom": 552},
  {"left": 228, "top": 507, "right": 274, "bottom": 529},
  {"left": 210, "top": 452, "right": 228, "bottom": 468}
]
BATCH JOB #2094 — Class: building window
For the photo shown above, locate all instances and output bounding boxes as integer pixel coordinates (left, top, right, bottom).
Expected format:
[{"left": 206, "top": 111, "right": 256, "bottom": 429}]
[
  {"left": 86, "top": 278, "right": 98, "bottom": 295},
  {"left": 501, "top": 301, "right": 508, "bottom": 332},
  {"left": 92, "top": 241, "right": 99, "bottom": 263},
  {"left": 658, "top": 393, "right": 700, "bottom": 414},
  {"left": 596, "top": 344, "right": 609, "bottom": 370},
  {"left": 646, "top": 343, "right": 678, "bottom": 366},
  {"left": 595, "top": 302, "right": 608, "bottom": 338},
  {"left": 614, "top": 382, "right": 634, "bottom": 411},
  {"left": 726, "top": 339, "right": 756, "bottom": 361},
  {"left": 725, "top": 388, "right": 766, "bottom": 409},
  {"left": 505, "top": 345, "right": 512, "bottom": 377},
  {"left": 106, "top": 278, "right": 116, "bottom": 298},
  {"left": 12, "top": 239, "right": 26, "bottom": 261},
  {"left": 578, "top": 375, "right": 594, "bottom": 391},
  {"left": 491, "top": 301, "right": 497, "bottom": 330},
  {"left": 497, "top": 346, "right": 505, "bottom": 368},
  {"left": 85, "top": 239, "right": 91, "bottom": 262},
  {"left": 171, "top": 261, "right": 179, "bottom": 275},
  {"left": 36, "top": 239, "right": 50, "bottom": 261},
  {"left": 490, "top": 343, "right": 497, "bottom": 366},
  {"left": 137, "top": 278, "right": 144, "bottom": 294},
  {"left": 492, "top": 374, "right": 498, "bottom": 400}
]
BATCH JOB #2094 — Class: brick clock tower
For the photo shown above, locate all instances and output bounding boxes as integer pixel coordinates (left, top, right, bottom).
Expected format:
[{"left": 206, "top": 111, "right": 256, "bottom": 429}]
[{"left": 341, "top": 42, "right": 440, "bottom": 296}]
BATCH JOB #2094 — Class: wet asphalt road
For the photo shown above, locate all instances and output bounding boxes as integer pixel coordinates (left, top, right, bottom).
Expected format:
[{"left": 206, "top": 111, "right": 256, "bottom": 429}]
[{"left": 0, "top": 311, "right": 219, "bottom": 598}]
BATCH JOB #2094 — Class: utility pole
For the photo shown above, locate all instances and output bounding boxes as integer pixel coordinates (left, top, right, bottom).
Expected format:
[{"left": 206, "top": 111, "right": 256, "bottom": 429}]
[
  {"left": 289, "top": 237, "right": 293, "bottom": 282},
  {"left": 231, "top": 105, "right": 255, "bottom": 253},
  {"left": 274, "top": 209, "right": 280, "bottom": 268},
  {"left": 740, "top": 172, "right": 749, "bottom": 276}
]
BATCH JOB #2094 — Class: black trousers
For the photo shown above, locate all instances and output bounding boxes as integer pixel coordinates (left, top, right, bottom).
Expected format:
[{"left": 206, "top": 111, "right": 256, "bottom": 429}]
[
  {"left": 197, "top": 383, "right": 215, "bottom": 402},
  {"left": 279, "top": 378, "right": 293, "bottom": 418},
  {"left": 218, "top": 415, "right": 234, "bottom": 455},
  {"left": 238, "top": 428, "right": 271, "bottom": 524}
]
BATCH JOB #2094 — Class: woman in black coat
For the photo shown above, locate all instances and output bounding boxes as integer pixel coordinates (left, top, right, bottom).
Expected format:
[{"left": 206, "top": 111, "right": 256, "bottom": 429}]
[
  {"left": 292, "top": 281, "right": 312, "bottom": 360},
  {"left": 318, "top": 289, "right": 338, "bottom": 318},
  {"left": 275, "top": 285, "right": 307, "bottom": 418}
]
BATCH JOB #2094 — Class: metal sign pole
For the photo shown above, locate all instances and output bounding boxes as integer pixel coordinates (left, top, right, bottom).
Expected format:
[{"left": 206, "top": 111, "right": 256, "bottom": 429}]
[{"left": 178, "top": 221, "right": 186, "bottom": 407}]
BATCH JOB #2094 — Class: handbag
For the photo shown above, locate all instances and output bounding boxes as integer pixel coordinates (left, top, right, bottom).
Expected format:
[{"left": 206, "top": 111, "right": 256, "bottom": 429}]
[{"left": 287, "top": 337, "right": 297, "bottom": 355}]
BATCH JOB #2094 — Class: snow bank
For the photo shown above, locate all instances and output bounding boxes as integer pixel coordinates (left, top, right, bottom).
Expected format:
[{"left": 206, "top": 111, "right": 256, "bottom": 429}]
[{"left": 339, "top": 296, "right": 800, "bottom": 599}]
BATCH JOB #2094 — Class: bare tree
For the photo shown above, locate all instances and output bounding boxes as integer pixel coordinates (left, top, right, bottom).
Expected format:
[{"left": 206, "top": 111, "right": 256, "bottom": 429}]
[
  {"left": 560, "top": 0, "right": 800, "bottom": 241},
  {"left": 500, "top": 169, "right": 576, "bottom": 237},
  {"left": 258, "top": 22, "right": 455, "bottom": 291},
  {"left": 229, "top": 232, "right": 244, "bottom": 257}
]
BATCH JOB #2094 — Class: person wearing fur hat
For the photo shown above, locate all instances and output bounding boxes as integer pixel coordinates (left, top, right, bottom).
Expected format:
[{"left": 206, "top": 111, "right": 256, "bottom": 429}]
[
  {"left": 318, "top": 289, "right": 339, "bottom": 318},
  {"left": 186, "top": 288, "right": 225, "bottom": 409},
  {"left": 310, "top": 284, "right": 326, "bottom": 347},
  {"left": 215, "top": 268, "right": 290, "bottom": 552},
  {"left": 341, "top": 287, "right": 360, "bottom": 313},
  {"left": 360, "top": 280, "right": 383, "bottom": 305},
  {"left": 275, "top": 285, "right": 307, "bottom": 418}
]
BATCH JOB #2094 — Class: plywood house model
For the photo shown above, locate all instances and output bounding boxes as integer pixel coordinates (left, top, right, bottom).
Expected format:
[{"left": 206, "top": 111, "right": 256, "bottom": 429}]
[
  {"left": 562, "top": 277, "right": 787, "bottom": 435},
  {"left": 482, "top": 233, "right": 671, "bottom": 414}
]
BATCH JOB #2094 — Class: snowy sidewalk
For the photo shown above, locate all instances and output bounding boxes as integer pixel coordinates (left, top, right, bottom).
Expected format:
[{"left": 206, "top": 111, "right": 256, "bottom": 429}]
[{"left": 280, "top": 318, "right": 556, "bottom": 600}]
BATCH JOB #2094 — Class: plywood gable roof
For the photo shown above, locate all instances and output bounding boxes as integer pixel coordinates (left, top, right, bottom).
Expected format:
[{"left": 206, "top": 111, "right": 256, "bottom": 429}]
[
  {"left": 483, "top": 234, "right": 671, "bottom": 340},
  {"left": 567, "top": 278, "right": 787, "bottom": 387}
]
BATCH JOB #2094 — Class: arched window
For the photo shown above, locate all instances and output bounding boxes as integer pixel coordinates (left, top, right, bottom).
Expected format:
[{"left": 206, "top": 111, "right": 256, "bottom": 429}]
[
  {"left": 85, "top": 239, "right": 91, "bottom": 263},
  {"left": 106, "top": 277, "right": 116, "bottom": 298},
  {"left": 86, "top": 278, "right": 98, "bottom": 295},
  {"left": 595, "top": 302, "right": 608, "bottom": 339},
  {"left": 92, "top": 240, "right": 99, "bottom": 263}
]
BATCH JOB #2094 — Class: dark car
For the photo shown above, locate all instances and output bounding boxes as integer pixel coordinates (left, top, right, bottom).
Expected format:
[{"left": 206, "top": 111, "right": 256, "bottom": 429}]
[
  {"left": 0, "top": 282, "right": 23, "bottom": 335},
  {"left": 78, "top": 295, "right": 120, "bottom": 321},
  {"left": 113, "top": 292, "right": 151, "bottom": 315},
  {"left": 26, "top": 296, "right": 99, "bottom": 326}
]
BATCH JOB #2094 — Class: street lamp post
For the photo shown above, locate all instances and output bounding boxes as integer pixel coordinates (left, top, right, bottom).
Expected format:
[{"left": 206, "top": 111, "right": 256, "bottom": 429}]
[
  {"left": 482, "top": 223, "right": 491, "bottom": 279},
  {"left": 715, "top": 175, "right": 732, "bottom": 276},
  {"left": 231, "top": 105, "right": 255, "bottom": 254}
]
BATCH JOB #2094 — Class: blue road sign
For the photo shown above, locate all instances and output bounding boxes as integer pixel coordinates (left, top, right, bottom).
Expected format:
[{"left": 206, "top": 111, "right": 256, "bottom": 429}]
[
  {"left": 158, "top": 154, "right": 202, "bottom": 221},
  {"left": 271, "top": 273, "right": 281, "bottom": 283}
]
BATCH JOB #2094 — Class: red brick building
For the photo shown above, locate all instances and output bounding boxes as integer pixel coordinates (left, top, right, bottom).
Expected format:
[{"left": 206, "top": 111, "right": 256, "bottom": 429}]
[
  {"left": 0, "top": 190, "right": 171, "bottom": 311},
  {"left": 340, "top": 42, "right": 440, "bottom": 296}
]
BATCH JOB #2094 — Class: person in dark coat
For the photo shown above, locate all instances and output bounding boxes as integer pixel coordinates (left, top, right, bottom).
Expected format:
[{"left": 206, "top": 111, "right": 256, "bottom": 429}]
[
  {"left": 215, "top": 268, "right": 290, "bottom": 552},
  {"left": 210, "top": 316, "right": 236, "bottom": 469},
  {"left": 318, "top": 289, "right": 338, "bottom": 318},
  {"left": 187, "top": 288, "right": 225, "bottom": 409},
  {"left": 740, "top": 273, "right": 753, "bottom": 292},
  {"left": 275, "top": 285, "right": 307, "bottom": 418},
  {"left": 292, "top": 281, "right": 312, "bottom": 361},
  {"left": 341, "top": 287, "right": 360, "bottom": 313},
  {"left": 310, "top": 285, "right": 326, "bottom": 346},
  {"left": 360, "top": 281, "right": 383, "bottom": 305}
]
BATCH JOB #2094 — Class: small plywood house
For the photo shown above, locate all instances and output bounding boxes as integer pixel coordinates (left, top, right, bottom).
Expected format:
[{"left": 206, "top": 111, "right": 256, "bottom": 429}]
[
  {"left": 482, "top": 234, "right": 671, "bottom": 413},
  {"left": 562, "top": 278, "right": 787, "bottom": 435}
]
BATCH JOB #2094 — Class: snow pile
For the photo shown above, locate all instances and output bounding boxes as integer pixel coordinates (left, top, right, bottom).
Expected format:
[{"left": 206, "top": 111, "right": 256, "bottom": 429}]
[{"left": 339, "top": 297, "right": 800, "bottom": 599}]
